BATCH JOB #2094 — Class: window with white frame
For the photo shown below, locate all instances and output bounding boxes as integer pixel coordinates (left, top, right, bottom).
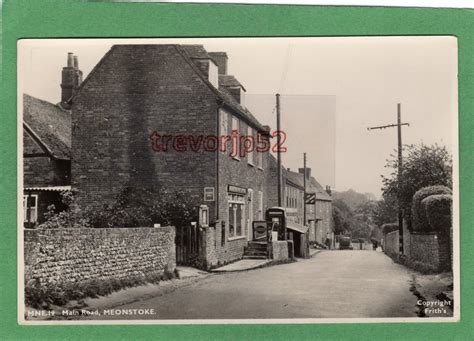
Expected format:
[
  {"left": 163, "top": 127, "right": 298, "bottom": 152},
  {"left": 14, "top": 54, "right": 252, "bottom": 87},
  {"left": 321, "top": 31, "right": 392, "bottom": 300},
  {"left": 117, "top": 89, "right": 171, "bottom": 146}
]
[
  {"left": 220, "top": 110, "right": 229, "bottom": 136},
  {"left": 247, "top": 126, "right": 254, "bottom": 165},
  {"left": 220, "top": 110, "right": 229, "bottom": 153},
  {"left": 257, "top": 142, "right": 263, "bottom": 169},
  {"left": 228, "top": 194, "right": 245, "bottom": 238},
  {"left": 257, "top": 191, "right": 263, "bottom": 220},
  {"left": 208, "top": 60, "right": 219, "bottom": 88},
  {"left": 231, "top": 116, "right": 240, "bottom": 159},
  {"left": 24, "top": 194, "right": 38, "bottom": 224}
]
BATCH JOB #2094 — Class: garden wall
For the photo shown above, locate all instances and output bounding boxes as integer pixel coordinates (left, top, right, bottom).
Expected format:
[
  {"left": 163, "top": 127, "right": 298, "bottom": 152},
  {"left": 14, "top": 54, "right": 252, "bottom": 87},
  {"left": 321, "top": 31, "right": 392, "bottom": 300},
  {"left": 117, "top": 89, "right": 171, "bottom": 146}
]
[
  {"left": 24, "top": 226, "right": 176, "bottom": 286},
  {"left": 384, "top": 230, "right": 399, "bottom": 259},
  {"left": 383, "top": 228, "right": 450, "bottom": 272},
  {"left": 408, "top": 232, "right": 440, "bottom": 269}
]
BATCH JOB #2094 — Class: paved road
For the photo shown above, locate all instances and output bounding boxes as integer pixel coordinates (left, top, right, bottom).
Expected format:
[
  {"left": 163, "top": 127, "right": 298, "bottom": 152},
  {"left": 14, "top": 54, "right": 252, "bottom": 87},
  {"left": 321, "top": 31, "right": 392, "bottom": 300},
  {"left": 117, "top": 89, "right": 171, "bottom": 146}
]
[{"left": 85, "top": 250, "right": 417, "bottom": 319}]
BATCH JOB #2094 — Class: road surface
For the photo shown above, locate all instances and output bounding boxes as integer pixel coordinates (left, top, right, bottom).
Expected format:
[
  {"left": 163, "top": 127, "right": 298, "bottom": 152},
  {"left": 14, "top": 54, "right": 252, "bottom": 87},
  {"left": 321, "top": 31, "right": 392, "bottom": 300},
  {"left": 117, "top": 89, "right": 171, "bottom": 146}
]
[{"left": 82, "top": 250, "right": 418, "bottom": 319}]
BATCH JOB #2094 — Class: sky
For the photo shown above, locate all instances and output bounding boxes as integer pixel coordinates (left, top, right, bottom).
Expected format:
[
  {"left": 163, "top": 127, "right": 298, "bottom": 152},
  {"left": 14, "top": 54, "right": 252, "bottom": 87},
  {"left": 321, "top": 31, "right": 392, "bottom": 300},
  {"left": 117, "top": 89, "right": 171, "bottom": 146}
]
[{"left": 18, "top": 37, "right": 457, "bottom": 197}]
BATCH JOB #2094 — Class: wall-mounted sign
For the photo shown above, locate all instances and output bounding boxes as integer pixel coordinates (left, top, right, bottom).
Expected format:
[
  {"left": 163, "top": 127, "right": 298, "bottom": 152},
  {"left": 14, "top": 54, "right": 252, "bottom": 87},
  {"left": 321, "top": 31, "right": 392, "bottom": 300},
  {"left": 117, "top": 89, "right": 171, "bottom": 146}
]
[
  {"left": 228, "top": 185, "right": 247, "bottom": 195},
  {"left": 305, "top": 192, "right": 316, "bottom": 204},
  {"left": 204, "top": 187, "right": 215, "bottom": 201}
]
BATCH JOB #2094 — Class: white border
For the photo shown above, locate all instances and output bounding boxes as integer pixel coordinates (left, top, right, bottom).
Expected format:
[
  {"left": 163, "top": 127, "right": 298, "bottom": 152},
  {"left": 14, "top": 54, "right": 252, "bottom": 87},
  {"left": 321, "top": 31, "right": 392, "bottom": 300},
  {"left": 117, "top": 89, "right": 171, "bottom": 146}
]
[{"left": 17, "top": 36, "right": 460, "bottom": 325}]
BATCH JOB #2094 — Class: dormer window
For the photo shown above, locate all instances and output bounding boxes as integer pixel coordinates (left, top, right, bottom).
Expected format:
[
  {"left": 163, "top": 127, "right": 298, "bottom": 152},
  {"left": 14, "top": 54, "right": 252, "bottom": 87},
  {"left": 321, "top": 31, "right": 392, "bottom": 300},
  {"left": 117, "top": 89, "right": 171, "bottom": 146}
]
[
  {"left": 208, "top": 60, "right": 219, "bottom": 88},
  {"left": 240, "top": 88, "right": 246, "bottom": 107}
]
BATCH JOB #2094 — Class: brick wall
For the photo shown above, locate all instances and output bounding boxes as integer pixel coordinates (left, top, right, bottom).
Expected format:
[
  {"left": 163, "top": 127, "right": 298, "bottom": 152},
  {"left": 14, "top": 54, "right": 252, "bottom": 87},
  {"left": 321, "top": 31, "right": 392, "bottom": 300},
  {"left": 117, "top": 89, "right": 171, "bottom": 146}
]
[
  {"left": 214, "top": 108, "right": 271, "bottom": 264},
  {"left": 72, "top": 45, "right": 217, "bottom": 213},
  {"left": 24, "top": 226, "right": 175, "bottom": 286},
  {"left": 315, "top": 200, "right": 332, "bottom": 244},
  {"left": 23, "top": 157, "right": 70, "bottom": 187}
]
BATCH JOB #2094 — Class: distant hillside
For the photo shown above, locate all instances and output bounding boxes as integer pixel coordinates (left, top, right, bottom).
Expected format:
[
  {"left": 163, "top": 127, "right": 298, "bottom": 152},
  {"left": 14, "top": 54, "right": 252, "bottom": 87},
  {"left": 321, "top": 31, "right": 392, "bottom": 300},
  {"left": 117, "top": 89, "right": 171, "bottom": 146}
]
[{"left": 332, "top": 189, "right": 376, "bottom": 210}]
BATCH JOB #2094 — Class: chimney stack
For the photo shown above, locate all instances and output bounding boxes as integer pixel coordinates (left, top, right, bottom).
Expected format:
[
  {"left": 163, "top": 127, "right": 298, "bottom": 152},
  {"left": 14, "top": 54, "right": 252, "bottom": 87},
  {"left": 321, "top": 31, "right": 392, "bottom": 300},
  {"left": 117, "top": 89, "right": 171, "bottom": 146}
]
[
  {"left": 325, "top": 185, "right": 332, "bottom": 196},
  {"left": 209, "top": 52, "right": 228, "bottom": 75},
  {"left": 61, "top": 52, "right": 82, "bottom": 108},
  {"left": 298, "top": 167, "right": 311, "bottom": 179},
  {"left": 67, "top": 52, "right": 74, "bottom": 67}
]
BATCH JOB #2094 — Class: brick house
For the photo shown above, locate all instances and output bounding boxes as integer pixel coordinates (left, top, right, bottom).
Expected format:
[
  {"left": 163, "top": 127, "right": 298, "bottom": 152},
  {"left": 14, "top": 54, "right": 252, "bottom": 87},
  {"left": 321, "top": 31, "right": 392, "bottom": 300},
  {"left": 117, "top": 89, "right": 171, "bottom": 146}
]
[
  {"left": 71, "top": 44, "right": 275, "bottom": 266},
  {"left": 22, "top": 53, "right": 82, "bottom": 228},
  {"left": 22, "top": 94, "right": 71, "bottom": 227},
  {"left": 284, "top": 168, "right": 333, "bottom": 247},
  {"left": 267, "top": 155, "right": 334, "bottom": 252}
]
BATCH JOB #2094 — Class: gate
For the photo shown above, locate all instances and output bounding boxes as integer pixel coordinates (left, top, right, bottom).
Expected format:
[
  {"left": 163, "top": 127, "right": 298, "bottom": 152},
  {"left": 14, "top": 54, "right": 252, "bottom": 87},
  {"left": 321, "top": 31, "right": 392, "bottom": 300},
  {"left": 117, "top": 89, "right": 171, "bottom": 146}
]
[{"left": 175, "top": 224, "right": 202, "bottom": 265}]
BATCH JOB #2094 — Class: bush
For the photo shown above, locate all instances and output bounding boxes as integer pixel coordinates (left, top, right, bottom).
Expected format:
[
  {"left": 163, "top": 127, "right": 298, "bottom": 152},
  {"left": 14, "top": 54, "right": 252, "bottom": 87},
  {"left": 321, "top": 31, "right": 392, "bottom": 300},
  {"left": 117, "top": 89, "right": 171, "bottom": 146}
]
[
  {"left": 40, "top": 187, "right": 200, "bottom": 229},
  {"left": 85, "top": 187, "right": 200, "bottom": 229},
  {"left": 422, "top": 194, "right": 452, "bottom": 232},
  {"left": 382, "top": 223, "right": 399, "bottom": 235},
  {"left": 411, "top": 186, "right": 452, "bottom": 232},
  {"left": 39, "top": 191, "right": 90, "bottom": 229}
]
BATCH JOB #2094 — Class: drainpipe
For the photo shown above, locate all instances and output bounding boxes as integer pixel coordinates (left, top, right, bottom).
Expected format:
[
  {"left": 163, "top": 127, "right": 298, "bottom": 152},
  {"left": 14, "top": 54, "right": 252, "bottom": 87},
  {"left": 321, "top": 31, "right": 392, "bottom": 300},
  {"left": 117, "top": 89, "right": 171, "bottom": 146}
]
[{"left": 215, "top": 99, "right": 224, "bottom": 222}]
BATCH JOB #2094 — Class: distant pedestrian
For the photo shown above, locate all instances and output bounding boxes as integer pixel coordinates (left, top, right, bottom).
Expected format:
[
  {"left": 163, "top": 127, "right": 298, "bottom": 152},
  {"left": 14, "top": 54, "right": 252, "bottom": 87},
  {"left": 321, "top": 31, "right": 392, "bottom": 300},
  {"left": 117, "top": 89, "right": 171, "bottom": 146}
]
[{"left": 325, "top": 233, "right": 331, "bottom": 249}]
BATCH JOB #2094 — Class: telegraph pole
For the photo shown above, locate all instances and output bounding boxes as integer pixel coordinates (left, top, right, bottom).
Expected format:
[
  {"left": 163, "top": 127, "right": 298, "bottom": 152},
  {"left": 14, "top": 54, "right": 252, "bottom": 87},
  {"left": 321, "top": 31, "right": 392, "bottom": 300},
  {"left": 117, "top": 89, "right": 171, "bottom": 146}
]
[
  {"left": 276, "top": 93, "right": 282, "bottom": 207},
  {"left": 303, "top": 152, "right": 307, "bottom": 226},
  {"left": 368, "top": 103, "right": 409, "bottom": 255}
]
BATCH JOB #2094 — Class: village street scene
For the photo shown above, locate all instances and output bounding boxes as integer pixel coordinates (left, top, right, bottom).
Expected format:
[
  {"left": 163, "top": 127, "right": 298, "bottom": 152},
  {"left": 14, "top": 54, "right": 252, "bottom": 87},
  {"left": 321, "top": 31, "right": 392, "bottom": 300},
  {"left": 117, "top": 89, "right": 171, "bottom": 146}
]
[{"left": 20, "top": 37, "right": 456, "bottom": 321}]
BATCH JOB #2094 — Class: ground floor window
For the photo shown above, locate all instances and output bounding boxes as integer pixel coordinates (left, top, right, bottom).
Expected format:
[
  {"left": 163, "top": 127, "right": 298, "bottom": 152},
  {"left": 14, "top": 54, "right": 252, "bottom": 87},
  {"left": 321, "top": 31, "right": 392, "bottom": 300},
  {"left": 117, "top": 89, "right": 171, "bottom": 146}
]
[
  {"left": 23, "top": 194, "right": 38, "bottom": 225},
  {"left": 228, "top": 194, "right": 245, "bottom": 238},
  {"left": 257, "top": 191, "right": 263, "bottom": 220}
]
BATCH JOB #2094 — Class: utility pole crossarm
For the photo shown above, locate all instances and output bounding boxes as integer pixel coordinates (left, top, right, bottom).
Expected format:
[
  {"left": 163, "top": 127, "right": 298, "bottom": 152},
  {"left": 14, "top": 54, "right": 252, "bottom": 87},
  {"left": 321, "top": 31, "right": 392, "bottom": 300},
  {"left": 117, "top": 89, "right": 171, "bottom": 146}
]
[{"left": 367, "top": 123, "right": 410, "bottom": 130}]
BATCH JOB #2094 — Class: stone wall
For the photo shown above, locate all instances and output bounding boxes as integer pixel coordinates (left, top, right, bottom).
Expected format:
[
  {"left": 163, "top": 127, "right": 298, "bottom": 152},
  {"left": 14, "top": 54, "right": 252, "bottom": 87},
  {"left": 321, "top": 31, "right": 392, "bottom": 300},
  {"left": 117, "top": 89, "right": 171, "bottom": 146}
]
[
  {"left": 383, "top": 227, "right": 449, "bottom": 272},
  {"left": 409, "top": 232, "right": 440, "bottom": 269},
  {"left": 271, "top": 240, "right": 288, "bottom": 261},
  {"left": 383, "top": 230, "right": 399, "bottom": 260},
  {"left": 24, "top": 226, "right": 175, "bottom": 285}
]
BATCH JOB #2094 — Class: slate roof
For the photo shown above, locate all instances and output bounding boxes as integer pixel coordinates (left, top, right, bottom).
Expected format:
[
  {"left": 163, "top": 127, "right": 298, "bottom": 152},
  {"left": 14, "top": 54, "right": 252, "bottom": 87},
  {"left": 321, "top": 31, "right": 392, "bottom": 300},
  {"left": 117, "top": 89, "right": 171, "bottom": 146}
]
[
  {"left": 76, "top": 44, "right": 268, "bottom": 133},
  {"left": 219, "top": 74, "right": 247, "bottom": 91},
  {"left": 181, "top": 44, "right": 212, "bottom": 59},
  {"left": 309, "top": 176, "right": 333, "bottom": 202},
  {"left": 285, "top": 168, "right": 332, "bottom": 201},
  {"left": 23, "top": 94, "right": 71, "bottom": 160}
]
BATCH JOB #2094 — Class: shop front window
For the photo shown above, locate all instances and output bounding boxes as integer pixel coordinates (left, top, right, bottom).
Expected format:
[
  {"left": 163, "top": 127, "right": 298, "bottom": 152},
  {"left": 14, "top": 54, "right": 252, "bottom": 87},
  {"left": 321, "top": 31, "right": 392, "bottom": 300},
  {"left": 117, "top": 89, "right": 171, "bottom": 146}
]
[{"left": 228, "top": 194, "right": 245, "bottom": 238}]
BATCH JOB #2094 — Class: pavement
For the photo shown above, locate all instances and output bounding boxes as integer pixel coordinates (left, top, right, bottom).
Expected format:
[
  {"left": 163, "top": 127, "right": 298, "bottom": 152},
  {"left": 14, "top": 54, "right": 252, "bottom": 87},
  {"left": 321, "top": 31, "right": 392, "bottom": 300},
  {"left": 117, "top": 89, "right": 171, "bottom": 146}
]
[
  {"left": 77, "top": 250, "right": 423, "bottom": 320},
  {"left": 211, "top": 259, "right": 272, "bottom": 272}
]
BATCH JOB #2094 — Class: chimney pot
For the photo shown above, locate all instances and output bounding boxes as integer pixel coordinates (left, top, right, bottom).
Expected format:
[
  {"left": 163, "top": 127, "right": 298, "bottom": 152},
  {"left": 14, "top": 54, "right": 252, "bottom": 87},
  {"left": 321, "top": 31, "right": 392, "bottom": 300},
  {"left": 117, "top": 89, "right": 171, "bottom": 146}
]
[
  {"left": 67, "top": 52, "right": 74, "bottom": 67},
  {"left": 61, "top": 52, "right": 82, "bottom": 108}
]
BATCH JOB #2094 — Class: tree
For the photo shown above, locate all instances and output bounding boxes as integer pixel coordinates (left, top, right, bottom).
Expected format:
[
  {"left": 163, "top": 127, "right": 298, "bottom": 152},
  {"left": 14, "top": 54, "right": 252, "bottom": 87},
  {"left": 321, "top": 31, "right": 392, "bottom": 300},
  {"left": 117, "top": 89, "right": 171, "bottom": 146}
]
[
  {"left": 373, "top": 196, "right": 398, "bottom": 227},
  {"left": 381, "top": 143, "right": 452, "bottom": 226}
]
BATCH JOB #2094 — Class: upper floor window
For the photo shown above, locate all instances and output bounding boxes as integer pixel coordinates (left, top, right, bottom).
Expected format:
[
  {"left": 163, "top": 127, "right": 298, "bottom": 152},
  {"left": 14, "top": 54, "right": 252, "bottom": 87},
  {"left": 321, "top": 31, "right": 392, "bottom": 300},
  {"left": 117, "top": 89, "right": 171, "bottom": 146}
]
[
  {"left": 247, "top": 126, "right": 254, "bottom": 166},
  {"left": 231, "top": 116, "right": 240, "bottom": 160},
  {"left": 208, "top": 60, "right": 219, "bottom": 88}
]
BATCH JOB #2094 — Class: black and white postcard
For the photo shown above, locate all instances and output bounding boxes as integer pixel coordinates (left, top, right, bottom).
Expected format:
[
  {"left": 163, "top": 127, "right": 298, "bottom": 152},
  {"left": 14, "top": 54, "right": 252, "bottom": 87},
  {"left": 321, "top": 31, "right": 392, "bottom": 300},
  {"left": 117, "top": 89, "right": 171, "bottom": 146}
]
[{"left": 18, "top": 37, "right": 459, "bottom": 324}]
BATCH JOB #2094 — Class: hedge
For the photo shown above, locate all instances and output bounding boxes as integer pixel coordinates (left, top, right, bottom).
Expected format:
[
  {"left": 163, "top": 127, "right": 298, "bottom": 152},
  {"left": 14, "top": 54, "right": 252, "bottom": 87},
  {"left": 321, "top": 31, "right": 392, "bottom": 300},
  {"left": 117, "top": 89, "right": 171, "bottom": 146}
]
[
  {"left": 382, "top": 223, "right": 399, "bottom": 235},
  {"left": 411, "top": 185, "right": 452, "bottom": 232},
  {"left": 422, "top": 194, "right": 452, "bottom": 232}
]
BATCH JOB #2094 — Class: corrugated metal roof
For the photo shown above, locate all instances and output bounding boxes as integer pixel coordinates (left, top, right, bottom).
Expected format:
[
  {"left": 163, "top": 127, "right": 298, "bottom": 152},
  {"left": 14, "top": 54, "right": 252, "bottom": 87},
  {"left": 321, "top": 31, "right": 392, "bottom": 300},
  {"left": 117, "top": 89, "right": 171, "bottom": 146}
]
[
  {"left": 24, "top": 186, "right": 71, "bottom": 192},
  {"left": 286, "top": 221, "right": 309, "bottom": 234}
]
